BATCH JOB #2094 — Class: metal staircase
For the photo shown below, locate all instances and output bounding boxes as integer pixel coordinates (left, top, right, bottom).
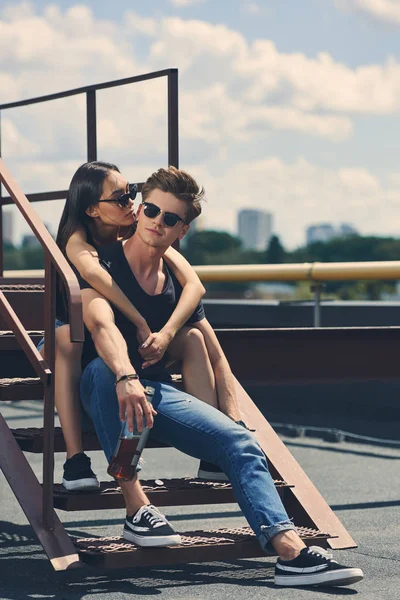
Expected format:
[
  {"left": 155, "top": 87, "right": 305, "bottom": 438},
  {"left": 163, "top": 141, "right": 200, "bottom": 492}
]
[{"left": 0, "top": 280, "right": 359, "bottom": 570}]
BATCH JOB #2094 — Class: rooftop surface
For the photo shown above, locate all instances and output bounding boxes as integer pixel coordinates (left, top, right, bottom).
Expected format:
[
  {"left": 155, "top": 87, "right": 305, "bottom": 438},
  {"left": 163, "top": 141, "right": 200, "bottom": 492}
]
[{"left": 0, "top": 400, "right": 399, "bottom": 600}]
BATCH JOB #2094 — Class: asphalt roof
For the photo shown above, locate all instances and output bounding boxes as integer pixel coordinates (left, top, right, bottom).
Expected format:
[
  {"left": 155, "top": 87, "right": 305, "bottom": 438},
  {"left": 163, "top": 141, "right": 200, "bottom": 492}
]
[{"left": 0, "top": 400, "right": 399, "bottom": 600}]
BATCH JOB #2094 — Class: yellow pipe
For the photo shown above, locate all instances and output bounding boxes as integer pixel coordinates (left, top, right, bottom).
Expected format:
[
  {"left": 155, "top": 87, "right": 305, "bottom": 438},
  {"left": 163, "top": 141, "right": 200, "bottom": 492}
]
[
  {"left": 311, "top": 261, "right": 400, "bottom": 281},
  {"left": 6, "top": 260, "right": 400, "bottom": 283},
  {"left": 194, "top": 261, "right": 400, "bottom": 283}
]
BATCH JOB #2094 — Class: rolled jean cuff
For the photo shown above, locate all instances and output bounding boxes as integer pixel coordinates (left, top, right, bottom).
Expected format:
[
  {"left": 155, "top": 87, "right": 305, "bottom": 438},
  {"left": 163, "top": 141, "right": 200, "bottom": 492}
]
[{"left": 257, "top": 520, "right": 297, "bottom": 553}]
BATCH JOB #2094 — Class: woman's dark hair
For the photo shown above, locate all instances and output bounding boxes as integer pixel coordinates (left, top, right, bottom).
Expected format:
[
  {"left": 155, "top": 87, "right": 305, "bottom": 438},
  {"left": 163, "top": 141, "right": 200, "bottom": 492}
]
[
  {"left": 56, "top": 161, "right": 120, "bottom": 257},
  {"left": 55, "top": 161, "right": 119, "bottom": 322}
]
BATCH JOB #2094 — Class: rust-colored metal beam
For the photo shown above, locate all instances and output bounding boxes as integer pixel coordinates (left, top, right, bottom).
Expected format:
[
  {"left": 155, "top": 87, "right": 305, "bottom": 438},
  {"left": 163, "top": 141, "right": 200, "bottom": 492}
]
[
  {"left": 42, "top": 257, "right": 56, "bottom": 529},
  {"left": 0, "top": 290, "right": 50, "bottom": 383},
  {"left": 0, "top": 158, "right": 84, "bottom": 343},
  {"left": 233, "top": 378, "right": 356, "bottom": 549},
  {"left": 0, "top": 411, "right": 81, "bottom": 570}
]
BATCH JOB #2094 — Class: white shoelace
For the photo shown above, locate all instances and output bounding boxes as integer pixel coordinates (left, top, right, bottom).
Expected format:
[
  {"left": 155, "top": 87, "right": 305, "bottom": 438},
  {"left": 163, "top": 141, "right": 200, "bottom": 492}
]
[
  {"left": 138, "top": 504, "right": 167, "bottom": 527},
  {"left": 308, "top": 546, "right": 334, "bottom": 560}
]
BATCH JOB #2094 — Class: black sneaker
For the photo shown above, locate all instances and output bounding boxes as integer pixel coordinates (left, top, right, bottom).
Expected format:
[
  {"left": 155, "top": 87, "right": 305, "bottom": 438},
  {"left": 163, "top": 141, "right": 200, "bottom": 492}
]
[
  {"left": 123, "top": 504, "right": 181, "bottom": 547},
  {"left": 62, "top": 453, "right": 100, "bottom": 492},
  {"left": 197, "top": 460, "right": 229, "bottom": 482},
  {"left": 274, "top": 546, "right": 364, "bottom": 587}
]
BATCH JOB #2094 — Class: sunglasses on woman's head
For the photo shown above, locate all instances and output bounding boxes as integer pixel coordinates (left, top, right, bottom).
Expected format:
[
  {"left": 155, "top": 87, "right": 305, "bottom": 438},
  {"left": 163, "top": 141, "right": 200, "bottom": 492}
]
[
  {"left": 142, "top": 202, "right": 187, "bottom": 227},
  {"left": 98, "top": 183, "right": 138, "bottom": 209}
]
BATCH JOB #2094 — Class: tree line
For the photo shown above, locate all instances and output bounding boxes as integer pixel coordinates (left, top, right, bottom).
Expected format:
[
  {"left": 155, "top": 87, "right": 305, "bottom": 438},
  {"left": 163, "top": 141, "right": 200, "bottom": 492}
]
[{"left": 182, "top": 231, "right": 400, "bottom": 299}]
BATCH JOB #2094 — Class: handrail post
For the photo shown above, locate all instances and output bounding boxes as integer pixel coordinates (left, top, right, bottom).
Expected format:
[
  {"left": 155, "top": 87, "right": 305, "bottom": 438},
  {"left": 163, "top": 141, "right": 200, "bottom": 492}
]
[
  {"left": 312, "top": 282, "right": 323, "bottom": 328},
  {"left": 0, "top": 203, "right": 3, "bottom": 278},
  {"left": 0, "top": 109, "right": 3, "bottom": 277},
  {"left": 167, "top": 69, "right": 179, "bottom": 168},
  {"left": 42, "top": 254, "right": 56, "bottom": 529},
  {"left": 86, "top": 90, "right": 97, "bottom": 162}
]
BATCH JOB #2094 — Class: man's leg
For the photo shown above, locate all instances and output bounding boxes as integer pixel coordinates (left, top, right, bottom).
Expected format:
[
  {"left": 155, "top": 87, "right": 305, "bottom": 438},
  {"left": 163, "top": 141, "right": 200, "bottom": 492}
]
[
  {"left": 146, "top": 380, "right": 363, "bottom": 588},
  {"left": 79, "top": 358, "right": 181, "bottom": 547}
]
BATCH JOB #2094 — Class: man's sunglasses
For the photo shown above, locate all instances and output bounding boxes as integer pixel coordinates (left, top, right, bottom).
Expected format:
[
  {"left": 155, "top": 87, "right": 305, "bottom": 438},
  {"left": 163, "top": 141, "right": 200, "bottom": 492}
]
[
  {"left": 98, "top": 183, "right": 138, "bottom": 209},
  {"left": 142, "top": 202, "right": 187, "bottom": 227}
]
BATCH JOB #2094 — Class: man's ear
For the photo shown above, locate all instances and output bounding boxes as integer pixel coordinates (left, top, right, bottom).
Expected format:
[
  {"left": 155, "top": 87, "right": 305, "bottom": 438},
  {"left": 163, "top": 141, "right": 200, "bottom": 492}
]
[
  {"left": 86, "top": 205, "right": 99, "bottom": 218},
  {"left": 135, "top": 204, "right": 143, "bottom": 221},
  {"left": 178, "top": 224, "right": 190, "bottom": 241}
]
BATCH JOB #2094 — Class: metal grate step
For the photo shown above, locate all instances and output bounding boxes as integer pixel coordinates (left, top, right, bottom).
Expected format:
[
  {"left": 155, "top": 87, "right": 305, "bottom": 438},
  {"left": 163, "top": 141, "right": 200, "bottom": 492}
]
[
  {"left": 0, "top": 377, "right": 43, "bottom": 401},
  {"left": 75, "top": 526, "right": 334, "bottom": 568},
  {"left": 12, "top": 426, "right": 169, "bottom": 452},
  {"left": 53, "top": 477, "right": 292, "bottom": 511}
]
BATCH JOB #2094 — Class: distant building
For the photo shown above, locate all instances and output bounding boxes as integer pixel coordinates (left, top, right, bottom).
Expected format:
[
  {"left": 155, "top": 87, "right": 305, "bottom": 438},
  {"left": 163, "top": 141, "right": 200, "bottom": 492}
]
[
  {"left": 3, "top": 211, "right": 14, "bottom": 245},
  {"left": 339, "top": 223, "right": 358, "bottom": 237},
  {"left": 238, "top": 209, "right": 273, "bottom": 251},
  {"left": 306, "top": 224, "right": 336, "bottom": 245},
  {"left": 306, "top": 222, "right": 358, "bottom": 245}
]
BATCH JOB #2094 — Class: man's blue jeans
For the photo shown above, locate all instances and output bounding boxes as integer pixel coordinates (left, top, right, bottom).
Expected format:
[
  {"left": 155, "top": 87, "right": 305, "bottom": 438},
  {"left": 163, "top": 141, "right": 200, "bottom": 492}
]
[{"left": 80, "top": 357, "right": 296, "bottom": 552}]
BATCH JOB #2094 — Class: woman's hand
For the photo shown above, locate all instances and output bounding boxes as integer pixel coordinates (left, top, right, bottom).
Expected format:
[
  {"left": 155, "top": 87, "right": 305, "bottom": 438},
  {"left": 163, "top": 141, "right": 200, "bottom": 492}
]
[{"left": 139, "top": 329, "right": 174, "bottom": 368}]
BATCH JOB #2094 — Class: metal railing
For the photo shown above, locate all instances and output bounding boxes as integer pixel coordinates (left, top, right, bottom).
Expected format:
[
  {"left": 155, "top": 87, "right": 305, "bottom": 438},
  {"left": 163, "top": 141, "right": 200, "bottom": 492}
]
[
  {"left": 0, "top": 157, "right": 84, "bottom": 529},
  {"left": 194, "top": 261, "right": 400, "bottom": 327},
  {"left": 0, "top": 68, "right": 179, "bottom": 274}
]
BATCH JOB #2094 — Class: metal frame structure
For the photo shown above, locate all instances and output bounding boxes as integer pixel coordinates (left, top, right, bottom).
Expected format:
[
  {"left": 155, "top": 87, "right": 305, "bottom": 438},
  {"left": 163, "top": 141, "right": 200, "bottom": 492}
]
[
  {"left": 0, "top": 68, "right": 179, "bottom": 274},
  {"left": 0, "top": 157, "right": 83, "bottom": 568}
]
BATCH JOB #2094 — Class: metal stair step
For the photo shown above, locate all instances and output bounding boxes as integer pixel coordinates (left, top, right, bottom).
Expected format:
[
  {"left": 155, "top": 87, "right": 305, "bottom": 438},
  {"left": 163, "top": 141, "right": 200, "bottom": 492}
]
[
  {"left": 12, "top": 426, "right": 169, "bottom": 452},
  {"left": 0, "top": 377, "right": 43, "bottom": 401},
  {"left": 75, "top": 526, "right": 334, "bottom": 568},
  {"left": 0, "top": 288, "right": 45, "bottom": 330},
  {"left": 53, "top": 478, "right": 292, "bottom": 511},
  {"left": 0, "top": 331, "right": 45, "bottom": 379}
]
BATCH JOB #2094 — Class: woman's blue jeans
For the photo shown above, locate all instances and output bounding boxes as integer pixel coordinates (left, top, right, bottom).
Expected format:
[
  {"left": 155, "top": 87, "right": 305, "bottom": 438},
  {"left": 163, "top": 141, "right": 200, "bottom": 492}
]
[{"left": 80, "top": 357, "right": 296, "bottom": 552}]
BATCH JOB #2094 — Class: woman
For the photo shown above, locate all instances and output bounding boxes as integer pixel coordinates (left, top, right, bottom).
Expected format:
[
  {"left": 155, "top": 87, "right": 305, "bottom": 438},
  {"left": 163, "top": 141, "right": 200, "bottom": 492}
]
[{"left": 40, "top": 161, "right": 236, "bottom": 491}]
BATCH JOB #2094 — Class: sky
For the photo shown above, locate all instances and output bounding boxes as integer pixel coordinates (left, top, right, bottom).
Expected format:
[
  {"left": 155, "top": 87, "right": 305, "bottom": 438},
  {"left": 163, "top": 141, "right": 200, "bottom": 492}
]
[{"left": 1, "top": 0, "right": 400, "bottom": 248}]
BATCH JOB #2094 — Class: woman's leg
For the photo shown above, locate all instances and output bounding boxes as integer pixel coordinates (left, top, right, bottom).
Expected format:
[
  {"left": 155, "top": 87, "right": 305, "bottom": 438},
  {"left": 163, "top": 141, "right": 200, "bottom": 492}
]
[
  {"left": 168, "top": 326, "right": 218, "bottom": 409},
  {"left": 168, "top": 327, "right": 227, "bottom": 480},
  {"left": 40, "top": 325, "right": 83, "bottom": 458}
]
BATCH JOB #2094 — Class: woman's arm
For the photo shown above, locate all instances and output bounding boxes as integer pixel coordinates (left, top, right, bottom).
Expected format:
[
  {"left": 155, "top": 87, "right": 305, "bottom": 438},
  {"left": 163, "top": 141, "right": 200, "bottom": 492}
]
[
  {"left": 139, "top": 246, "right": 205, "bottom": 367},
  {"left": 66, "top": 229, "right": 151, "bottom": 343}
]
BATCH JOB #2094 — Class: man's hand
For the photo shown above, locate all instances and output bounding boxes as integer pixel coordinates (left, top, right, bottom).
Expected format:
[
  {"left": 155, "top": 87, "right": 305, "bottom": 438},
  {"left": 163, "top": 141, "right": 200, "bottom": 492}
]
[
  {"left": 139, "top": 330, "right": 174, "bottom": 368},
  {"left": 116, "top": 378, "right": 157, "bottom": 432}
]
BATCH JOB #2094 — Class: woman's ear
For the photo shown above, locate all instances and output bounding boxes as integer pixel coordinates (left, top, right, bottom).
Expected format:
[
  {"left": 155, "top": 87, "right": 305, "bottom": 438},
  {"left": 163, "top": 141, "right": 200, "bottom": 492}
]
[{"left": 85, "top": 205, "right": 99, "bottom": 218}]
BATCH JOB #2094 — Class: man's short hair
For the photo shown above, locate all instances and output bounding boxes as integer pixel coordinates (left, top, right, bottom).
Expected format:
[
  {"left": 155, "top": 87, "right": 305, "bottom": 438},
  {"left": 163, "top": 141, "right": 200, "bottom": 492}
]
[{"left": 141, "top": 166, "right": 205, "bottom": 223}]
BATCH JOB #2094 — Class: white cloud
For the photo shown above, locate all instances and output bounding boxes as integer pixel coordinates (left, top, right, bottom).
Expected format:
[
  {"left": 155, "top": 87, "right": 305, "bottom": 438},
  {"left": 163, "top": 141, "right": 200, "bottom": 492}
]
[
  {"left": 192, "top": 157, "right": 400, "bottom": 248},
  {"left": 1, "top": 119, "right": 40, "bottom": 157},
  {"left": 335, "top": 0, "right": 400, "bottom": 25},
  {"left": 1, "top": 3, "right": 400, "bottom": 247},
  {"left": 170, "top": 0, "right": 208, "bottom": 7}
]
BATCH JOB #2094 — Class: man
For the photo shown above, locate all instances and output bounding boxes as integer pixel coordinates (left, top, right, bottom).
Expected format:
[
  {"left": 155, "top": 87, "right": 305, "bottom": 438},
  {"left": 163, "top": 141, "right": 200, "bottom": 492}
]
[{"left": 78, "top": 165, "right": 363, "bottom": 587}]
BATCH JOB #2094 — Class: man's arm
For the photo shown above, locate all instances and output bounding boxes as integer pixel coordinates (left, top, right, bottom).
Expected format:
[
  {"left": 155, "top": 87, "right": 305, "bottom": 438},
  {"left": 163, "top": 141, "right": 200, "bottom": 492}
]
[
  {"left": 192, "top": 318, "right": 241, "bottom": 422},
  {"left": 81, "top": 288, "right": 156, "bottom": 431}
]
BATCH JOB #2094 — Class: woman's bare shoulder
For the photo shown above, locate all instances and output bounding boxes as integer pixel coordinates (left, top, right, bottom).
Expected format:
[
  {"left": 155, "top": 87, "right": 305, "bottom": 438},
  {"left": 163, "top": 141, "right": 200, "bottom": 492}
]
[{"left": 69, "top": 226, "right": 87, "bottom": 243}]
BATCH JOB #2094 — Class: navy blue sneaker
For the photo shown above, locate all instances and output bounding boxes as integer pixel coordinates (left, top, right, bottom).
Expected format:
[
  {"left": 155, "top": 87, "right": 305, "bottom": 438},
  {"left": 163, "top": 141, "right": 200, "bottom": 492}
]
[
  {"left": 62, "top": 453, "right": 99, "bottom": 491},
  {"left": 124, "top": 504, "right": 181, "bottom": 547},
  {"left": 275, "top": 546, "right": 363, "bottom": 587}
]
